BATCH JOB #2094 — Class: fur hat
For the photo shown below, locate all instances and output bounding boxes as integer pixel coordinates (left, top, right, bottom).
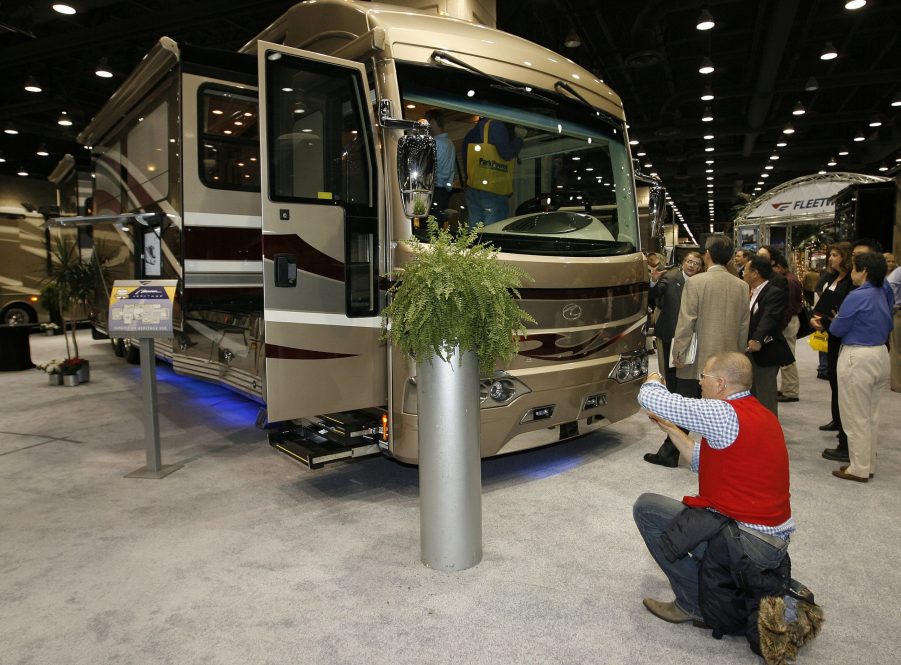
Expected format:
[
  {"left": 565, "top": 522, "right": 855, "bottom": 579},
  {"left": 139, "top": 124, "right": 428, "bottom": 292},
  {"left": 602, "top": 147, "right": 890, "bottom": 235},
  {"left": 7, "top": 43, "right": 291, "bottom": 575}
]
[{"left": 758, "top": 595, "right": 825, "bottom": 665}]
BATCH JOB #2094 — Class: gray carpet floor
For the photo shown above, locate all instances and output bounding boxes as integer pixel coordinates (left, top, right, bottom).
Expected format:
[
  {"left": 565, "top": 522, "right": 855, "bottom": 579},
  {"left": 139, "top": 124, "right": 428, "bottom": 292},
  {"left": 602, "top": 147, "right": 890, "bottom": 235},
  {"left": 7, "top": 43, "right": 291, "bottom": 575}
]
[{"left": 1, "top": 330, "right": 899, "bottom": 664}]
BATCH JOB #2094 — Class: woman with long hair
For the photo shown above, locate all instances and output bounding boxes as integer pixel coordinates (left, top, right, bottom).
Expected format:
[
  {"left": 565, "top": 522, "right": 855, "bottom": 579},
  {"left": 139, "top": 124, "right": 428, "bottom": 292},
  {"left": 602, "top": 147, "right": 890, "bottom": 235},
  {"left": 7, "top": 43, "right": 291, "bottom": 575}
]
[{"left": 810, "top": 242, "right": 852, "bottom": 461}]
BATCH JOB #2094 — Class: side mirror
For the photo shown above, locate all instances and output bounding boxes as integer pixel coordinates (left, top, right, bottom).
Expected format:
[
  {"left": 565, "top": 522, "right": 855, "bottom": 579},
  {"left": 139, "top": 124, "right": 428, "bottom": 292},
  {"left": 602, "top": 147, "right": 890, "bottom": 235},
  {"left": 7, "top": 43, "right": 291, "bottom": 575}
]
[{"left": 397, "top": 130, "right": 436, "bottom": 219}]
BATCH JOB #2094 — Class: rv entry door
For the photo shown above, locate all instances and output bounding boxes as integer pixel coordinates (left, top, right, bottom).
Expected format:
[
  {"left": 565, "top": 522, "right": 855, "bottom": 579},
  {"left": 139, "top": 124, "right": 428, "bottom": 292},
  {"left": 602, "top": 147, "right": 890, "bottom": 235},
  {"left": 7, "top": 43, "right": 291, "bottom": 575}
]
[{"left": 258, "top": 42, "right": 384, "bottom": 422}]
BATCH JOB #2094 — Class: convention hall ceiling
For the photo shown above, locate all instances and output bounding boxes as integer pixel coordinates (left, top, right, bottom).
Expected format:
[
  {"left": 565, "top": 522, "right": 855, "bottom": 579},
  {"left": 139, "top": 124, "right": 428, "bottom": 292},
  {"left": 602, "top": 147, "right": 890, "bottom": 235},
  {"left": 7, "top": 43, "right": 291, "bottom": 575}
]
[{"left": 1, "top": 0, "right": 898, "bottom": 236}]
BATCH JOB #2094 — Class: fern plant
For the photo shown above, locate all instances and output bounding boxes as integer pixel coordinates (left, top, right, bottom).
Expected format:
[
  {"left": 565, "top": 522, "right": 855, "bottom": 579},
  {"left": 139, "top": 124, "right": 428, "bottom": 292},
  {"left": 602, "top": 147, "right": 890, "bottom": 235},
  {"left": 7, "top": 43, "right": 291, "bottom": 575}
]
[{"left": 382, "top": 218, "right": 535, "bottom": 376}]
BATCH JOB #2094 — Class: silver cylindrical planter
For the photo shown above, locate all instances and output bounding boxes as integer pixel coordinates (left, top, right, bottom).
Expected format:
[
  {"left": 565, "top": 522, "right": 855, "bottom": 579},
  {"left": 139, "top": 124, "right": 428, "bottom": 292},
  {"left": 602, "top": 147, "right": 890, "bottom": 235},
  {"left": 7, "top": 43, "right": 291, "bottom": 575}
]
[{"left": 417, "top": 347, "right": 482, "bottom": 571}]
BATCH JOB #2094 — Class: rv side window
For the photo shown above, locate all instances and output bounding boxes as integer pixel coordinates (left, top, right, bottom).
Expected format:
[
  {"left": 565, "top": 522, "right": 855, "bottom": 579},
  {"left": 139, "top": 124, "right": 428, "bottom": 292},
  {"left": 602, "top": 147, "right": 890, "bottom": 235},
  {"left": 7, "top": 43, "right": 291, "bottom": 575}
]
[
  {"left": 199, "top": 86, "right": 261, "bottom": 191},
  {"left": 265, "top": 55, "right": 372, "bottom": 208},
  {"left": 126, "top": 101, "right": 170, "bottom": 201}
]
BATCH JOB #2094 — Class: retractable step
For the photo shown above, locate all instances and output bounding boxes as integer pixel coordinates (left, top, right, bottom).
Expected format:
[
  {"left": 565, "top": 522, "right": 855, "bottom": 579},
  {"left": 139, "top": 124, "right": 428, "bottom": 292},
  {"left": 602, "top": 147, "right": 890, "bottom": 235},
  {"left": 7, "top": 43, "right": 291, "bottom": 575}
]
[{"left": 269, "top": 409, "right": 385, "bottom": 469}]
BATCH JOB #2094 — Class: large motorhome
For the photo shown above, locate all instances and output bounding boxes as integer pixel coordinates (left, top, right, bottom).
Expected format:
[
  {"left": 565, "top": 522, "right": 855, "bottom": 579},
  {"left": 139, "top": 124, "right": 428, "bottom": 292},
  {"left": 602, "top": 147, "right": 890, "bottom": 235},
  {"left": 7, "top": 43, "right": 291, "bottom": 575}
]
[
  {"left": 56, "top": 0, "right": 658, "bottom": 467},
  {"left": 0, "top": 205, "right": 50, "bottom": 325}
]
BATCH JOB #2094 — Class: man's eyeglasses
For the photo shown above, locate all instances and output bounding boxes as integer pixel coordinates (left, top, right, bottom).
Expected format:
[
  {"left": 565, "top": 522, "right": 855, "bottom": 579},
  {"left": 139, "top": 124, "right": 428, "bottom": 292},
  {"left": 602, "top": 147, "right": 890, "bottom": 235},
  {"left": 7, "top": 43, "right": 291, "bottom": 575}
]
[
  {"left": 699, "top": 372, "right": 724, "bottom": 381},
  {"left": 684, "top": 260, "right": 701, "bottom": 267}
]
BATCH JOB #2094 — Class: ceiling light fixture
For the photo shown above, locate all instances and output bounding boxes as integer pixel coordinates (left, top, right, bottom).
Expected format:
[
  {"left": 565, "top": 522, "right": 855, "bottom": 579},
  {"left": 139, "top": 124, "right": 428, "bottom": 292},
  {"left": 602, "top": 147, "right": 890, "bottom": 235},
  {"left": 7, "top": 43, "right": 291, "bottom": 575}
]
[
  {"left": 57, "top": 111, "right": 72, "bottom": 126},
  {"left": 818, "top": 170, "right": 827, "bottom": 175},
  {"left": 853, "top": 130, "right": 865, "bottom": 142},
  {"left": 804, "top": 77, "right": 819, "bottom": 92},
  {"left": 820, "top": 42, "right": 838, "bottom": 60},
  {"left": 827, "top": 157, "right": 837, "bottom": 166},
  {"left": 769, "top": 153, "right": 780, "bottom": 160},
  {"left": 705, "top": 143, "right": 715, "bottom": 152},
  {"left": 699, "top": 56, "right": 715, "bottom": 75},
  {"left": 701, "top": 86, "right": 715, "bottom": 101},
  {"left": 706, "top": 159, "right": 714, "bottom": 164},
  {"left": 845, "top": 0, "right": 866, "bottom": 9},
  {"left": 892, "top": 92, "right": 901, "bottom": 107},
  {"left": 636, "top": 150, "right": 646, "bottom": 157},
  {"left": 878, "top": 163, "right": 889, "bottom": 172},
  {"left": 17, "top": 168, "right": 29, "bottom": 177},
  {"left": 95, "top": 58, "right": 113, "bottom": 78},
  {"left": 629, "top": 138, "right": 639, "bottom": 145},
  {"left": 52, "top": 4, "right": 77, "bottom": 14},
  {"left": 869, "top": 115, "right": 882, "bottom": 127},
  {"left": 765, "top": 164, "right": 774, "bottom": 170},
  {"left": 776, "top": 140, "right": 788, "bottom": 147},
  {"left": 0, "top": 151, "right": 5, "bottom": 163},
  {"left": 24, "top": 76, "right": 42, "bottom": 93},
  {"left": 696, "top": 8, "right": 715, "bottom": 31},
  {"left": 4, "top": 122, "right": 18, "bottom": 135},
  {"left": 838, "top": 149, "right": 849, "bottom": 156},
  {"left": 703, "top": 133, "right": 714, "bottom": 140},
  {"left": 783, "top": 123, "right": 795, "bottom": 135},
  {"left": 701, "top": 106, "right": 713, "bottom": 122},
  {"left": 36, "top": 144, "right": 49, "bottom": 157},
  {"left": 563, "top": 28, "right": 581, "bottom": 49},
  {"left": 792, "top": 101, "right": 806, "bottom": 116}
]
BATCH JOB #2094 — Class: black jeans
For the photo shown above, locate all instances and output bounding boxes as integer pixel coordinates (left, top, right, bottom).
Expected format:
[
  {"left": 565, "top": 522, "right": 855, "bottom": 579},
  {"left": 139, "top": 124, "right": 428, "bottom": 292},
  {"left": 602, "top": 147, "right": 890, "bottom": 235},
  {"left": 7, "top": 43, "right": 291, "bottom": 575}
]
[{"left": 827, "top": 336, "right": 848, "bottom": 447}]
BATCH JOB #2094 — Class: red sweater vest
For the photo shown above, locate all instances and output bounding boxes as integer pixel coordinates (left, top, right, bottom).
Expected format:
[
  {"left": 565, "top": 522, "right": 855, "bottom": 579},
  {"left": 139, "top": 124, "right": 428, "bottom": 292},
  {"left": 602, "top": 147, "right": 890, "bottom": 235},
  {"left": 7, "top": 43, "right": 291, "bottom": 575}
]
[{"left": 683, "top": 396, "right": 791, "bottom": 526}]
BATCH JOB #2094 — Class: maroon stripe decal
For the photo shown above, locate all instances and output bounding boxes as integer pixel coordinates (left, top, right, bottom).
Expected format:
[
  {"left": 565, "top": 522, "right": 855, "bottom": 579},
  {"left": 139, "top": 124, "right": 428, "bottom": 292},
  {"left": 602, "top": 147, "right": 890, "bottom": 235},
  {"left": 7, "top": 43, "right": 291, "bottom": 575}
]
[
  {"left": 263, "top": 234, "right": 344, "bottom": 282},
  {"left": 265, "top": 343, "right": 356, "bottom": 360},
  {"left": 518, "top": 282, "right": 647, "bottom": 301},
  {"left": 517, "top": 326, "right": 632, "bottom": 362},
  {"left": 185, "top": 227, "right": 262, "bottom": 260}
]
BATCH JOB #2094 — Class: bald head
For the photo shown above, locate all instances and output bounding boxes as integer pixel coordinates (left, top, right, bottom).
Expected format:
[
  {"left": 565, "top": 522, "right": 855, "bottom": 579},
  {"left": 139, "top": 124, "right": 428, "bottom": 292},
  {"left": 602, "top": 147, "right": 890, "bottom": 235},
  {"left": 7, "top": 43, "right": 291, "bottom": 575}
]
[{"left": 707, "top": 352, "right": 753, "bottom": 392}]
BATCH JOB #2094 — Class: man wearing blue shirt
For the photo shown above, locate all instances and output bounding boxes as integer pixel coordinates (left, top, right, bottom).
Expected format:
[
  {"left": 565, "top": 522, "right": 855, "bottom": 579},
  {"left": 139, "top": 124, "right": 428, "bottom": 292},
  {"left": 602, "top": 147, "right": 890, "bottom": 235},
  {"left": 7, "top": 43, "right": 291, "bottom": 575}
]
[
  {"left": 829, "top": 252, "right": 893, "bottom": 482},
  {"left": 886, "top": 253, "right": 901, "bottom": 392}
]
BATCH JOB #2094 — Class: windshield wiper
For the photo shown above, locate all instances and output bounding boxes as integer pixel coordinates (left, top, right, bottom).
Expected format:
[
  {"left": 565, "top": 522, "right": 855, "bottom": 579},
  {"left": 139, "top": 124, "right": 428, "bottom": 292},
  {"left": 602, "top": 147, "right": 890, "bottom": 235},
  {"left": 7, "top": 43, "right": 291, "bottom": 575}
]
[
  {"left": 431, "top": 50, "right": 557, "bottom": 105},
  {"left": 554, "top": 80, "right": 598, "bottom": 115}
]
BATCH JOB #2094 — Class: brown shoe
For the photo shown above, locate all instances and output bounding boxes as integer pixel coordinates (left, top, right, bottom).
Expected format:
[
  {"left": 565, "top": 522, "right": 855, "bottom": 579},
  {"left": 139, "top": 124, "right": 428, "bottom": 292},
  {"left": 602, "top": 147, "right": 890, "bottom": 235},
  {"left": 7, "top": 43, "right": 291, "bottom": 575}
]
[
  {"left": 832, "top": 468, "right": 868, "bottom": 483},
  {"left": 840, "top": 465, "right": 873, "bottom": 479},
  {"left": 642, "top": 598, "right": 700, "bottom": 624}
]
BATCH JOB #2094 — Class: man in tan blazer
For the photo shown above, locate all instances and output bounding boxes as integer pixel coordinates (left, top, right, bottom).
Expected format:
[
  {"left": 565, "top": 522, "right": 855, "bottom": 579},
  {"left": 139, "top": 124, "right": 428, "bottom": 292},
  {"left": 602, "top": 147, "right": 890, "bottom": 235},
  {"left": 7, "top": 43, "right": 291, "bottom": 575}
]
[{"left": 672, "top": 236, "right": 750, "bottom": 404}]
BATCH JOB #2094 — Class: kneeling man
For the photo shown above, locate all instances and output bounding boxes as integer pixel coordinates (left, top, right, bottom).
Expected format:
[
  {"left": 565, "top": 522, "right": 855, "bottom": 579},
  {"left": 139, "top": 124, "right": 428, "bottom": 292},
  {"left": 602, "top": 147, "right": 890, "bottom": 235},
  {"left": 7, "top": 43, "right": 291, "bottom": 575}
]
[{"left": 633, "top": 352, "right": 793, "bottom": 626}]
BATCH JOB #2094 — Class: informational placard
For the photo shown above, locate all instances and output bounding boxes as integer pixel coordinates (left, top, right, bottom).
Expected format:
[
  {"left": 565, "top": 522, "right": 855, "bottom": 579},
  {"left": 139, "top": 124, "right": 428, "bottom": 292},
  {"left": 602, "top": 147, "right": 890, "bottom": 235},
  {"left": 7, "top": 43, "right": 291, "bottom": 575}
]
[{"left": 108, "top": 280, "right": 177, "bottom": 338}]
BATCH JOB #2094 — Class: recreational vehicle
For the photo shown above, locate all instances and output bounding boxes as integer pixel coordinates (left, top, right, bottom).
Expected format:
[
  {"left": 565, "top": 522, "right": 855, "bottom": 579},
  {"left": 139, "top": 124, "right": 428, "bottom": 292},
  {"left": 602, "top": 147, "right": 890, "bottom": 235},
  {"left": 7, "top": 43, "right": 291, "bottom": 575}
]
[
  {"left": 0, "top": 205, "right": 50, "bottom": 325},
  {"left": 55, "top": 0, "right": 654, "bottom": 467}
]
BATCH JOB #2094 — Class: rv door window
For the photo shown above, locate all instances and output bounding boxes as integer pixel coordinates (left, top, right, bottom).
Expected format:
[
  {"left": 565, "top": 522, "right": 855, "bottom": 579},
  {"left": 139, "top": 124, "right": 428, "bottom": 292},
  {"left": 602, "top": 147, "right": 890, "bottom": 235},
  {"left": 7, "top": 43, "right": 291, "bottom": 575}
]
[
  {"left": 126, "top": 101, "right": 170, "bottom": 202},
  {"left": 199, "top": 86, "right": 261, "bottom": 191},
  {"left": 265, "top": 57, "right": 372, "bottom": 209}
]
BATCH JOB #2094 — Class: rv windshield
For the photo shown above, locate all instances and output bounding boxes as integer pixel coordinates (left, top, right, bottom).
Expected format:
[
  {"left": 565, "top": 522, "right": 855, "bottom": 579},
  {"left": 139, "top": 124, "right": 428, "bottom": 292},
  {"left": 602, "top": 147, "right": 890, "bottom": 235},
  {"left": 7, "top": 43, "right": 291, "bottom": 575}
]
[{"left": 397, "top": 62, "right": 637, "bottom": 257}]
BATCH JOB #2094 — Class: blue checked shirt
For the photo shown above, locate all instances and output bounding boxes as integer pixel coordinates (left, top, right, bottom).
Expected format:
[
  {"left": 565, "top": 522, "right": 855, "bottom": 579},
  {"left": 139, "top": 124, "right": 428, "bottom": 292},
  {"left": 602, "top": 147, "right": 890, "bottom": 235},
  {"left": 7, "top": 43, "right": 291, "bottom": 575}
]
[{"left": 638, "top": 381, "right": 795, "bottom": 539}]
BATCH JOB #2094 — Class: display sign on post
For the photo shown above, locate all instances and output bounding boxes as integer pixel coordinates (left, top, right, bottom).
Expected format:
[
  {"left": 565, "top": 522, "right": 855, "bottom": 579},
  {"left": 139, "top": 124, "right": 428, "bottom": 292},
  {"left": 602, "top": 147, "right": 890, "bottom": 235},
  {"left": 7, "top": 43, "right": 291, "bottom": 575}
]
[
  {"left": 110, "top": 279, "right": 182, "bottom": 480},
  {"left": 108, "top": 280, "right": 176, "bottom": 337}
]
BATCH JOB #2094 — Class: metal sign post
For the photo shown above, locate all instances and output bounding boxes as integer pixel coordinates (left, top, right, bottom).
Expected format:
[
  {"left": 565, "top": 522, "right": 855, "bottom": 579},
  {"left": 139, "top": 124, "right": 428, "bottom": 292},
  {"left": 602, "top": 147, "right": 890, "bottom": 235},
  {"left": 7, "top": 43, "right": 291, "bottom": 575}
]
[{"left": 109, "top": 279, "right": 183, "bottom": 479}]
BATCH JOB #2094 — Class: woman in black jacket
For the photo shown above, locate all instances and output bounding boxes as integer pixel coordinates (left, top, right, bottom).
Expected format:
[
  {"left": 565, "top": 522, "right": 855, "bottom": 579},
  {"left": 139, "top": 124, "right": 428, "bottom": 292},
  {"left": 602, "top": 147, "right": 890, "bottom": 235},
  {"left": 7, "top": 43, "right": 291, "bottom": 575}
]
[{"left": 810, "top": 242, "right": 852, "bottom": 461}]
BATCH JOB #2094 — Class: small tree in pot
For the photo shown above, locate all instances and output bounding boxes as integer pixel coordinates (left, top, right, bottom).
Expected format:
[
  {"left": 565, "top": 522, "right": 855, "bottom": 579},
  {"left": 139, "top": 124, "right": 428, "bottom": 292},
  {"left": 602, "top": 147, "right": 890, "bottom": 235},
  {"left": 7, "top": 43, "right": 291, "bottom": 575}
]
[{"left": 382, "top": 218, "right": 534, "bottom": 570}]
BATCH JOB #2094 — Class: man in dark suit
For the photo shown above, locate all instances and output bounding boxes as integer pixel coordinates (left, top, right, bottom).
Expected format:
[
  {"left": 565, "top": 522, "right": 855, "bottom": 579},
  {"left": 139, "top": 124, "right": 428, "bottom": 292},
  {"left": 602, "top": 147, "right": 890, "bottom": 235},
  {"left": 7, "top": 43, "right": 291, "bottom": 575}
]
[
  {"left": 643, "top": 251, "right": 702, "bottom": 467},
  {"left": 744, "top": 256, "right": 795, "bottom": 416}
]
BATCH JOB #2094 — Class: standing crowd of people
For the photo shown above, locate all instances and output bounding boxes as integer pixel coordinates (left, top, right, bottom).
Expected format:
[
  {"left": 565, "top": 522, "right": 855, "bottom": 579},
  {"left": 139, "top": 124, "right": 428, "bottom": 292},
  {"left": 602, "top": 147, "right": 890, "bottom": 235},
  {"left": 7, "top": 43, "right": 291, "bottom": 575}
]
[{"left": 631, "top": 234, "right": 895, "bottom": 659}]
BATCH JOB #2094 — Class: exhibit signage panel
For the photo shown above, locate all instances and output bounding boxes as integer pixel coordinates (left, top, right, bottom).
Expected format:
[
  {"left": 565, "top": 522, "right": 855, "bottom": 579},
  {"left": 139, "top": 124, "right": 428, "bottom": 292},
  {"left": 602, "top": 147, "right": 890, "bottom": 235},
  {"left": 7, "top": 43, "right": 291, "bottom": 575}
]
[{"left": 108, "top": 280, "right": 177, "bottom": 338}]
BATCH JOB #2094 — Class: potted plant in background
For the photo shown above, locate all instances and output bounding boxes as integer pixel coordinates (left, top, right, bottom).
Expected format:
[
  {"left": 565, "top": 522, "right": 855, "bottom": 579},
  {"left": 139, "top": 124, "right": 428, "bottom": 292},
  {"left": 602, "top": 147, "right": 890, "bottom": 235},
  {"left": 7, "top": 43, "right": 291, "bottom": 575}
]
[
  {"left": 381, "top": 218, "right": 534, "bottom": 571},
  {"left": 44, "top": 238, "right": 103, "bottom": 382},
  {"left": 37, "top": 359, "right": 63, "bottom": 385},
  {"left": 59, "top": 357, "right": 87, "bottom": 386}
]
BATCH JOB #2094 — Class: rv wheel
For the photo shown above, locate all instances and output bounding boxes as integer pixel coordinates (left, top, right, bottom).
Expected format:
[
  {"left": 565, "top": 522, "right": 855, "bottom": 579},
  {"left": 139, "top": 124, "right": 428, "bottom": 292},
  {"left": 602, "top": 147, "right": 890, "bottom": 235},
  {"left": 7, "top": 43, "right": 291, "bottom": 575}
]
[
  {"left": 111, "top": 337, "right": 125, "bottom": 357},
  {"left": 2, "top": 305, "right": 35, "bottom": 326}
]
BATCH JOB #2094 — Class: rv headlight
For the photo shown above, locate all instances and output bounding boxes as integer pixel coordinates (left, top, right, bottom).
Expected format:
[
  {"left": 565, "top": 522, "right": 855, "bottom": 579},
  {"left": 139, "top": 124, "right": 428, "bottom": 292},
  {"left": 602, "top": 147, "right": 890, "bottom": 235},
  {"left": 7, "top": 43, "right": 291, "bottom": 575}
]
[
  {"left": 479, "top": 374, "right": 530, "bottom": 408},
  {"left": 488, "top": 380, "right": 515, "bottom": 402},
  {"left": 610, "top": 350, "right": 649, "bottom": 383}
]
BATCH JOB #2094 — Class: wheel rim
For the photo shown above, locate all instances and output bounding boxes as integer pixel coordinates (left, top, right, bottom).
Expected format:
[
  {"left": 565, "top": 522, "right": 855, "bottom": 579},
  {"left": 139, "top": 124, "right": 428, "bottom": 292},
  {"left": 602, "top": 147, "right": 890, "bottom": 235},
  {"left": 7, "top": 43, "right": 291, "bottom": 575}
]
[{"left": 4, "top": 308, "right": 29, "bottom": 326}]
